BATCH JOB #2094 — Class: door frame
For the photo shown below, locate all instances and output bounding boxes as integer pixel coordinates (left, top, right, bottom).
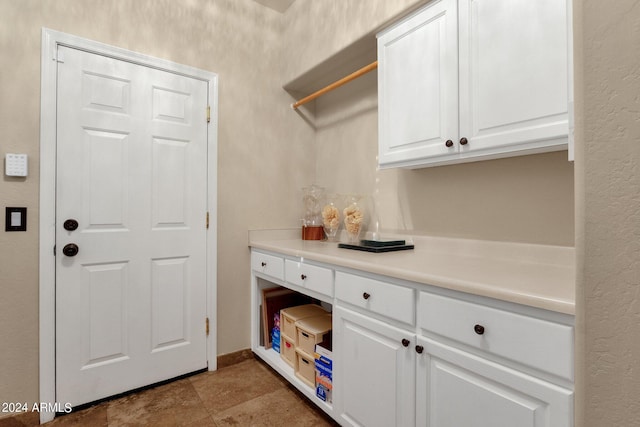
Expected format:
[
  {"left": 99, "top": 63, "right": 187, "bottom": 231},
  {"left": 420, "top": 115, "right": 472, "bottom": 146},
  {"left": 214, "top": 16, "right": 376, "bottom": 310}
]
[{"left": 39, "top": 28, "right": 218, "bottom": 424}]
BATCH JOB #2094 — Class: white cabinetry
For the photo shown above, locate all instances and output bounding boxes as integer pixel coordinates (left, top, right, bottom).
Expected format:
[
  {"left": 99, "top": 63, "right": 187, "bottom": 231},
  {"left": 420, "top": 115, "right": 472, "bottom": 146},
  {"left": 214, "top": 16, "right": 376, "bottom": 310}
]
[
  {"left": 378, "top": 0, "right": 572, "bottom": 168},
  {"left": 416, "top": 291, "right": 574, "bottom": 426},
  {"left": 416, "top": 337, "right": 573, "bottom": 426},
  {"left": 250, "top": 248, "right": 574, "bottom": 426},
  {"left": 334, "top": 306, "right": 415, "bottom": 427}
]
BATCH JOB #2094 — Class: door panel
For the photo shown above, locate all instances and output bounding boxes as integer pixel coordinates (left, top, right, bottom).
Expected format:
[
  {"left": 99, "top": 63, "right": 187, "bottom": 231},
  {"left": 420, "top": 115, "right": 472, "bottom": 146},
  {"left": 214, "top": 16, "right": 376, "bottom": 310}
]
[
  {"left": 334, "top": 306, "right": 415, "bottom": 427},
  {"left": 416, "top": 336, "right": 573, "bottom": 427},
  {"left": 458, "top": 0, "right": 569, "bottom": 152},
  {"left": 56, "top": 45, "right": 208, "bottom": 406}
]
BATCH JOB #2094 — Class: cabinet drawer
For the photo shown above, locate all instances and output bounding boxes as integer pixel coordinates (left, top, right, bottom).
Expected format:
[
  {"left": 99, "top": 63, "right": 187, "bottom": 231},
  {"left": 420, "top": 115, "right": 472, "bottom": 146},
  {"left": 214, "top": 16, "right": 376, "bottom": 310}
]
[
  {"left": 285, "top": 260, "right": 333, "bottom": 297},
  {"left": 335, "top": 271, "right": 414, "bottom": 325},
  {"left": 417, "top": 292, "right": 573, "bottom": 381},
  {"left": 251, "top": 251, "right": 284, "bottom": 281}
]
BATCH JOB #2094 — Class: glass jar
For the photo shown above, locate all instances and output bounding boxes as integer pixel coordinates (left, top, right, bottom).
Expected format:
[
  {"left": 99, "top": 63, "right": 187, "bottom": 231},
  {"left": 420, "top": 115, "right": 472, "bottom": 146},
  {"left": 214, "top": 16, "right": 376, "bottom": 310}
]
[
  {"left": 321, "top": 194, "right": 341, "bottom": 242},
  {"left": 343, "top": 195, "right": 365, "bottom": 243},
  {"left": 301, "top": 185, "right": 325, "bottom": 240}
]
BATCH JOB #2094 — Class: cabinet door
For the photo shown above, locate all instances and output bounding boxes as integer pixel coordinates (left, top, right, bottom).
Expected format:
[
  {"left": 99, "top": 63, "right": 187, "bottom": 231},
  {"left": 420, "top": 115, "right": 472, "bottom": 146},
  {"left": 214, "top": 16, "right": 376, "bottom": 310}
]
[
  {"left": 458, "top": 0, "right": 569, "bottom": 155},
  {"left": 416, "top": 336, "right": 573, "bottom": 427},
  {"left": 334, "top": 306, "right": 415, "bottom": 427},
  {"left": 377, "top": 0, "right": 458, "bottom": 167}
]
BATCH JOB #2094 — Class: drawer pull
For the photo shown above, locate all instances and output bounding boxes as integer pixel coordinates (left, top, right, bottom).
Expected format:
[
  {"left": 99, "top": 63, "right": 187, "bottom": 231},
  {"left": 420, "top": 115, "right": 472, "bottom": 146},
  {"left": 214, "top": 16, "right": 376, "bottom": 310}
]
[
  {"left": 401, "top": 338, "right": 410, "bottom": 347},
  {"left": 474, "top": 324, "right": 485, "bottom": 335},
  {"left": 460, "top": 137, "right": 469, "bottom": 145},
  {"left": 301, "top": 332, "right": 309, "bottom": 338},
  {"left": 301, "top": 358, "right": 310, "bottom": 365},
  {"left": 363, "top": 292, "right": 371, "bottom": 300},
  {"left": 300, "top": 274, "right": 307, "bottom": 280},
  {"left": 261, "top": 262, "right": 267, "bottom": 267},
  {"left": 445, "top": 139, "right": 453, "bottom": 148},
  {"left": 415, "top": 345, "right": 424, "bottom": 354}
]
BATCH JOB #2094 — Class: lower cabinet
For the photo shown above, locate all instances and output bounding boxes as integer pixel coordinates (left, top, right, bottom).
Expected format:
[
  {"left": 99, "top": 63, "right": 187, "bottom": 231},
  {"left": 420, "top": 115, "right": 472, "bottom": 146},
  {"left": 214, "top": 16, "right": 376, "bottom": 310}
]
[
  {"left": 333, "top": 306, "right": 416, "bottom": 427},
  {"left": 251, "top": 249, "right": 574, "bottom": 426},
  {"left": 416, "top": 336, "right": 573, "bottom": 427}
]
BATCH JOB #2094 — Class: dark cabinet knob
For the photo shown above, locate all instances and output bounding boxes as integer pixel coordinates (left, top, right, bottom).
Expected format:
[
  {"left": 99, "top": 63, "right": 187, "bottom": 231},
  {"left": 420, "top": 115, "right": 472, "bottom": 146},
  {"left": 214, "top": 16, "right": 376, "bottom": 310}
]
[
  {"left": 300, "top": 274, "right": 307, "bottom": 280},
  {"left": 63, "top": 219, "right": 79, "bottom": 231},
  {"left": 62, "top": 243, "right": 79, "bottom": 257},
  {"left": 415, "top": 345, "right": 424, "bottom": 354},
  {"left": 362, "top": 292, "right": 370, "bottom": 300},
  {"left": 261, "top": 262, "right": 267, "bottom": 267},
  {"left": 474, "top": 324, "right": 485, "bottom": 335},
  {"left": 459, "top": 137, "right": 469, "bottom": 145},
  {"left": 401, "top": 338, "right": 410, "bottom": 347},
  {"left": 445, "top": 139, "right": 454, "bottom": 148}
]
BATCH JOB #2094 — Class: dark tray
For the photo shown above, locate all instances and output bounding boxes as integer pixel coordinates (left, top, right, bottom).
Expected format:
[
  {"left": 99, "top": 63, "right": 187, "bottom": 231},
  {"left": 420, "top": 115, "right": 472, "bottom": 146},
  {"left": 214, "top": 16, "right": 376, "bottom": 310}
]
[
  {"left": 360, "top": 239, "right": 406, "bottom": 247},
  {"left": 338, "top": 242, "right": 414, "bottom": 253}
]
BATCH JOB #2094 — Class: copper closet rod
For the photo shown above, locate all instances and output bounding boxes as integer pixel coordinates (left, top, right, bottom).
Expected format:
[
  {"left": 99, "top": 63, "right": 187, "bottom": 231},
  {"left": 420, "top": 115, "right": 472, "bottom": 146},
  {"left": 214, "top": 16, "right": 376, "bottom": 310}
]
[{"left": 291, "top": 60, "right": 378, "bottom": 109}]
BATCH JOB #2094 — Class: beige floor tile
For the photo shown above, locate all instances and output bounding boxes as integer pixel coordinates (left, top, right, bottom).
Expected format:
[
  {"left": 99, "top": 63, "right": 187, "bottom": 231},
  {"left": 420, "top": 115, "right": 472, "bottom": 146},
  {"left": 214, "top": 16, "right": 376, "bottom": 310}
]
[
  {"left": 48, "top": 405, "right": 108, "bottom": 427},
  {"left": 190, "top": 359, "right": 288, "bottom": 415},
  {"left": 2, "top": 356, "right": 337, "bottom": 427},
  {"left": 212, "top": 387, "right": 335, "bottom": 427},
  {"left": 106, "top": 378, "right": 210, "bottom": 426}
]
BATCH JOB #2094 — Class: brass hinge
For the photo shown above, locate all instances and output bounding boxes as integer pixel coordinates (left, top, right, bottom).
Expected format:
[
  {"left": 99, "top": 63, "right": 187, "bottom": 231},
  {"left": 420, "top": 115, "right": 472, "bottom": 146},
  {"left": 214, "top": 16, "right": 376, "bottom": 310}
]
[
  {"left": 205, "top": 317, "right": 210, "bottom": 336},
  {"left": 206, "top": 106, "right": 211, "bottom": 123},
  {"left": 206, "top": 211, "right": 209, "bottom": 229}
]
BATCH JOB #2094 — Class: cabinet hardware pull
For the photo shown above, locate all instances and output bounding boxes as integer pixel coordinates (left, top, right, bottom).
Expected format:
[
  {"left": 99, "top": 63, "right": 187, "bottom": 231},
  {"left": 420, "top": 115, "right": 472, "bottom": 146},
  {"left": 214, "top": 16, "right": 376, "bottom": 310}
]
[
  {"left": 402, "top": 338, "right": 410, "bottom": 347},
  {"left": 415, "top": 345, "right": 424, "bottom": 354},
  {"left": 302, "top": 332, "right": 309, "bottom": 338},
  {"left": 261, "top": 262, "right": 267, "bottom": 267},
  {"left": 460, "top": 137, "right": 469, "bottom": 145},
  {"left": 474, "top": 324, "right": 485, "bottom": 335},
  {"left": 445, "top": 139, "right": 453, "bottom": 148},
  {"left": 362, "top": 292, "right": 370, "bottom": 300},
  {"left": 300, "top": 274, "right": 307, "bottom": 280}
]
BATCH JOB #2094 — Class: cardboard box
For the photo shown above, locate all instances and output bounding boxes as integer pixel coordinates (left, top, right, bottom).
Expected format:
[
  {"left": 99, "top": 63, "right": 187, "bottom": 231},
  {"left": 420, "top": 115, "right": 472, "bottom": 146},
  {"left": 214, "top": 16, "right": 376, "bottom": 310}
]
[
  {"left": 295, "top": 348, "right": 316, "bottom": 388},
  {"left": 295, "top": 313, "right": 332, "bottom": 357},
  {"left": 280, "top": 304, "right": 327, "bottom": 339},
  {"left": 271, "top": 328, "right": 280, "bottom": 353},
  {"left": 315, "top": 344, "right": 333, "bottom": 403},
  {"left": 280, "top": 333, "right": 296, "bottom": 367}
]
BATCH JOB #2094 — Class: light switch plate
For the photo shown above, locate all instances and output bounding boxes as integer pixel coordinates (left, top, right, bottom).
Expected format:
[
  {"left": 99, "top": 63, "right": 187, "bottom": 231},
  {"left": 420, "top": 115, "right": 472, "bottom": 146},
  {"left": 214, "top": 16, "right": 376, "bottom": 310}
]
[
  {"left": 5, "top": 207, "right": 27, "bottom": 231},
  {"left": 5, "top": 153, "right": 28, "bottom": 177}
]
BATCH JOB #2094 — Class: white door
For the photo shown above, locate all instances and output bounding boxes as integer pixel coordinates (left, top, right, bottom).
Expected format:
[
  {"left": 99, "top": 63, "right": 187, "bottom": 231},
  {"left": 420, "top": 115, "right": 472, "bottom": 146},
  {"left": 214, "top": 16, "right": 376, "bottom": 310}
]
[
  {"left": 55, "top": 45, "right": 209, "bottom": 406},
  {"left": 333, "top": 306, "right": 415, "bottom": 427}
]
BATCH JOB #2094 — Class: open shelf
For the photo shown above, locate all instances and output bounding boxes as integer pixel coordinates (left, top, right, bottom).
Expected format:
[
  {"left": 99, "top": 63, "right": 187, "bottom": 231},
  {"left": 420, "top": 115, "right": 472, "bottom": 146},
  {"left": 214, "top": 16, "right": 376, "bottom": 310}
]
[{"left": 253, "top": 345, "right": 333, "bottom": 417}]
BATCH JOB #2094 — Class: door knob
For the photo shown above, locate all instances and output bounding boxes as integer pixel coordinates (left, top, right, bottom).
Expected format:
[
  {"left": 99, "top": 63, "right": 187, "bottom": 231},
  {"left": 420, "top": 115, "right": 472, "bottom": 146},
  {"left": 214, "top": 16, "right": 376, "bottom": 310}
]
[
  {"left": 459, "top": 137, "right": 469, "bottom": 145},
  {"left": 445, "top": 139, "right": 454, "bottom": 148},
  {"left": 415, "top": 345, "right": 424, "bottom": 354},
  {"left": 63, "top": 219, "right": 79, "bottom": 231},
  {"left": 62, "top": 243, "right": 79, "bottom": 257},
  {"left": 401, "top": 338, "right": 410, "bottom": 347},
  {"left": 474, "top": 324, "right": 485, "bottom": 335}
]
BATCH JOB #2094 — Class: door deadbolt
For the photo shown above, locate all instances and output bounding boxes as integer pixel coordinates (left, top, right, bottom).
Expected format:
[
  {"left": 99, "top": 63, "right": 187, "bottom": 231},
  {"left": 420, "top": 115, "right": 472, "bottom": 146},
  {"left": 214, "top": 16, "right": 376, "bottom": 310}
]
[
  {"left": 62, "top": 243, "right": 79, "bottom": 257},
  {"left": 63, "top": 219, "right": 79, "bottom": 231}
]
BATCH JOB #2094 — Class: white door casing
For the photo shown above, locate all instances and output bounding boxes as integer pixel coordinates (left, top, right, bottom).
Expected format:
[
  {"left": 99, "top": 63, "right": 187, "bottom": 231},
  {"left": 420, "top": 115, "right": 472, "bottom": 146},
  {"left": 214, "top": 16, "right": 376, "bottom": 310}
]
[{"left": 40, "top": 29, "right": 218, "bottom": 422}]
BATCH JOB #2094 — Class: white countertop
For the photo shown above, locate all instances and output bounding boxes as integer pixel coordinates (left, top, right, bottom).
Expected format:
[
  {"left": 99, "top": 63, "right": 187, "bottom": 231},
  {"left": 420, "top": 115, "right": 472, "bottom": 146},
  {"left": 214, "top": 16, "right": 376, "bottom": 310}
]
[{"left": 249, "top": 229, "right": 576, "bottom": 315}]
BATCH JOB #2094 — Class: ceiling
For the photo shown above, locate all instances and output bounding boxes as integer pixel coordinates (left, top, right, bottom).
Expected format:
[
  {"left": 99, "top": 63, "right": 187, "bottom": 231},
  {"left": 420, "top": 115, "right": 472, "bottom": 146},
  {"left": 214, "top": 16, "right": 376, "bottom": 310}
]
[{"left": 253, "top": 0, "right": 296, "bottom": 13}]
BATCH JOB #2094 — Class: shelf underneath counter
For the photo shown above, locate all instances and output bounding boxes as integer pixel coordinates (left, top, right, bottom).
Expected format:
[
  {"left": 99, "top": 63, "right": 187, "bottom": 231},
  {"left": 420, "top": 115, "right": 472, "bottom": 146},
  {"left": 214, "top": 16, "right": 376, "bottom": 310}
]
[{"left": 253, "top": 345, "right": 333, "bottom": 417}]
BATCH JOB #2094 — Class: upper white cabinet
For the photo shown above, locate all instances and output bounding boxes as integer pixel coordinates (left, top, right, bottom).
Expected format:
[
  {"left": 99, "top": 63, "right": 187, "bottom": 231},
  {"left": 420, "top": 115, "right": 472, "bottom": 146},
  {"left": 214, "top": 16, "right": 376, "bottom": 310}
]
[{"left": 378, "top": 0, "right": 572, "bottom": 168}]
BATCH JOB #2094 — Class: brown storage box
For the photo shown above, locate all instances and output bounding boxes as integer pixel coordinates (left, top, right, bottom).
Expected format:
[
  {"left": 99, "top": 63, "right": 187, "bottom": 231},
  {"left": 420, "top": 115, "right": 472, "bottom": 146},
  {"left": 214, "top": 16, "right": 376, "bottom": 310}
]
[
  {"left": 280, "top": 304, "right": 327, "bottom": 340},
  {"left": 295, "top": 348, "right": 316, "bottom": 388},
  {"left": 296, "top": 313, "right": 332, "bottom": 357},
  {"left": 280, "top": 333, "right": 297, "bottom": 367}
]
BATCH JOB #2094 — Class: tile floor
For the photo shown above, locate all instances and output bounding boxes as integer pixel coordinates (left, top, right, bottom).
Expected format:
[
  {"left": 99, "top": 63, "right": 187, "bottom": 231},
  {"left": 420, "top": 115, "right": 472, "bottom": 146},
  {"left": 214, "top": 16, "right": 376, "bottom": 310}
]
[{"left": 1, "top": 357, "right": 339, "bottom": 426}]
